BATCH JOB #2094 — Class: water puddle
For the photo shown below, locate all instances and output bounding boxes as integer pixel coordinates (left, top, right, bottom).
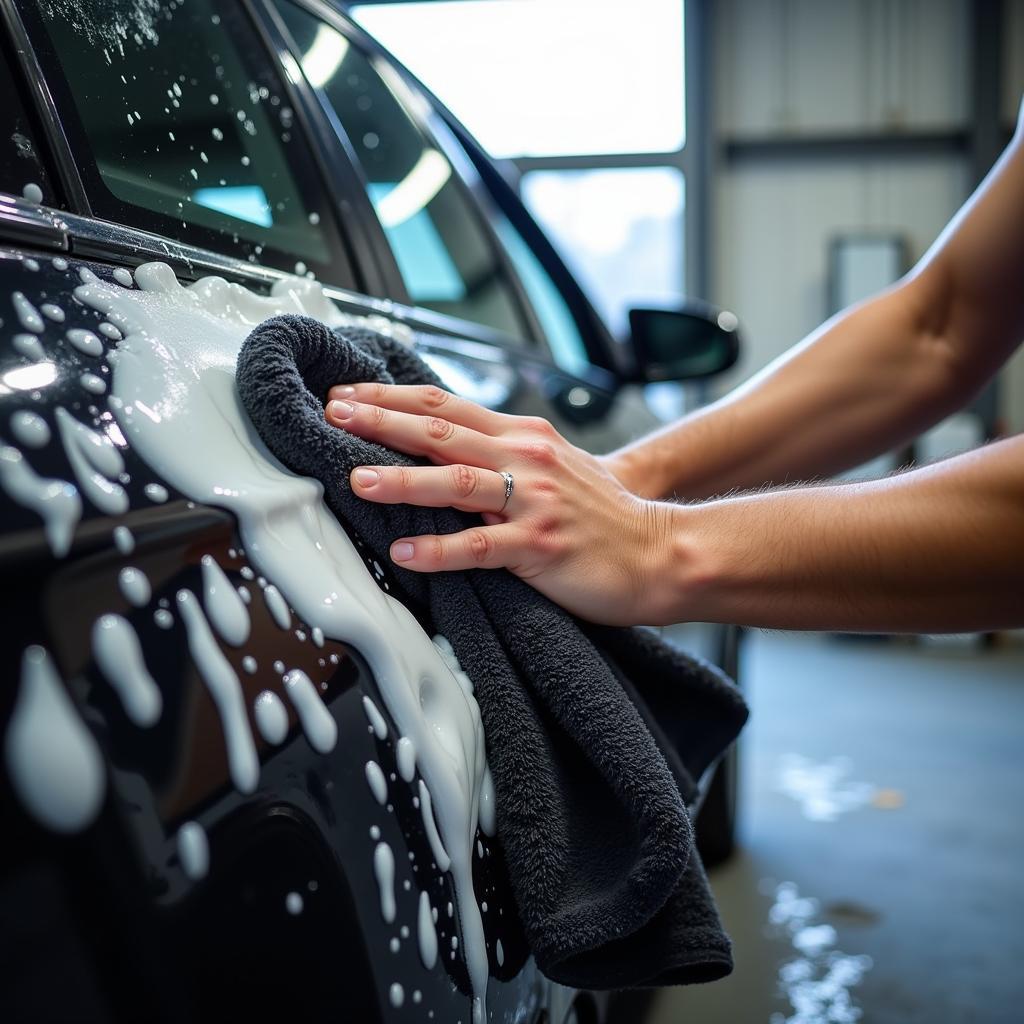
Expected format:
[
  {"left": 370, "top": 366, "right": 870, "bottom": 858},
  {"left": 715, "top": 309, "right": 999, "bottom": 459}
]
[
  {"left": 776, "top": 755, "right": 876, "bottom": 822},
  {"left": 767, "top": 882, "right": 872, "bottom": 1024}
]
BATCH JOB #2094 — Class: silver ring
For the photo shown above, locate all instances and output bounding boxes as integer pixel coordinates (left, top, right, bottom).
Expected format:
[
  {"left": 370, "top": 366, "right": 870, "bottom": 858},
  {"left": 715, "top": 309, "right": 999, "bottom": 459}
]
[{"left": 498, "top": 470, "right": 514, "bottom": 511}]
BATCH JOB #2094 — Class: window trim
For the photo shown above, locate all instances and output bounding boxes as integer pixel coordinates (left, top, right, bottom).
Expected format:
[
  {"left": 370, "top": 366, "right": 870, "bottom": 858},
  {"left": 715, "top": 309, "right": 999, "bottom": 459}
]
[{"left": 0, "top": 0, "right": 90, "bottom": 215}]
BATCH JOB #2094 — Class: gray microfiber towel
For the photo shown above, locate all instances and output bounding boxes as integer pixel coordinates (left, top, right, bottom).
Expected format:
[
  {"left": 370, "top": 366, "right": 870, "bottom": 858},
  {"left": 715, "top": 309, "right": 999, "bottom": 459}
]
[{"left": 236, "top": 314, "right": 749, "bottom": 990}]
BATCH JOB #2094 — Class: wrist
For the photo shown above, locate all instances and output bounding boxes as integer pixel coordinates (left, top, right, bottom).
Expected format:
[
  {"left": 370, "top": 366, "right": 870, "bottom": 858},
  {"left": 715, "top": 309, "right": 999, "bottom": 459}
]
[{"left": 639, "top": 501, "right": 720, "bottom": 626}]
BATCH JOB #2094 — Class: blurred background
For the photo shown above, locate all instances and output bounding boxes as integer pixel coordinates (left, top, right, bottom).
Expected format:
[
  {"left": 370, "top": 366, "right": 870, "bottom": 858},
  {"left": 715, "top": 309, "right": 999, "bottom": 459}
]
[{"left": 347, "top": 2, "right": 1024, "bottom": 1022}]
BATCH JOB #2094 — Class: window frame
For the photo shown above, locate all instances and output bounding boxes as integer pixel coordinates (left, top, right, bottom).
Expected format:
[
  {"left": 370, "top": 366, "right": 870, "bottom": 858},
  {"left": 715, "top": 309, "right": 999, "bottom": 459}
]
[
  {"left": 8, "top": 0, "right": 362, "bottom": 290},
  {"left": 506, "top": 0, "right": 709, "bottom": 300},
  {"left": 269, "top": 0, "right": 550, "bottom": 348}
]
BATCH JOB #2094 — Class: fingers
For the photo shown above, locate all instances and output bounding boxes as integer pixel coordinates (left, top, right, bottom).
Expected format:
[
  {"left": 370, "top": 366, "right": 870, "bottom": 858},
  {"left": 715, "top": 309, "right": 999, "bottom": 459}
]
[
  {"left": 326, "top": 398, "right": 505, "bottom": 469},
  {"left": 351, "top": 464, "right": 510, "bottom": 514},
  {"left": 327, "top": 382, "right": 510, "bottom": 436},
  {"left": 390, "top": 524, "right": 521, "bottom": 573}
]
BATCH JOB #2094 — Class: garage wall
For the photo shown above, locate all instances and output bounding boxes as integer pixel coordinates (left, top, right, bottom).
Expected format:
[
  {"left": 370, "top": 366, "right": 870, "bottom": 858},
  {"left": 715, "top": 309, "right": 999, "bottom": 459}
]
[{"left": 707, "top": 0, "right": 1024, "bottom": 432}]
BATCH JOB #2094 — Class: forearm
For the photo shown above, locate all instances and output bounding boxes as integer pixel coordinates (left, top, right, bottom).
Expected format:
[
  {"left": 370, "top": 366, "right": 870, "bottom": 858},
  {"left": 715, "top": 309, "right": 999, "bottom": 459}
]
[
  {"left": 613, "top": 125, "right": 1024, "bottom": 503},
  {"left": 649, "top": 434, "right": 1024, "bottom": 633},
  {"left": 612, "top": 276, "right": 969, "bottom": 500}
]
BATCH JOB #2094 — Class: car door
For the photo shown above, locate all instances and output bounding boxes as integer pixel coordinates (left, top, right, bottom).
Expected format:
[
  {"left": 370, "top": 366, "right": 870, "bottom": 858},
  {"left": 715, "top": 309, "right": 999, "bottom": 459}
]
[{"left": 1, "top": 2, "right": 578, "bottom": 1022}]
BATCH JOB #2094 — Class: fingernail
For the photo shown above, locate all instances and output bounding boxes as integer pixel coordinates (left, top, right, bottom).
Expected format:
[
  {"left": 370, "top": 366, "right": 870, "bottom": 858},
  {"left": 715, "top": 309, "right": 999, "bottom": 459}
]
[
  {"left": 352, "top": 467, "right": 379, "bottom": 487},
  {"left": 334, "top": 385, "right": 355, "bottom": 398},
  {"left": 391, "top": 542, "right": 414, "bottom": 563},
  {"left": 327, "top": 400, "right": 354, "bottom": 420}
]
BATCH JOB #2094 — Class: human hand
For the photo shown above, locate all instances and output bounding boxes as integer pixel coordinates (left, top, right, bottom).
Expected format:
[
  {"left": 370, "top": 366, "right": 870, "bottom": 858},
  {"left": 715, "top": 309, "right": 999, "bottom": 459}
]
[{"left": 324, "top": 383, "right": 673, "bottom": 626}]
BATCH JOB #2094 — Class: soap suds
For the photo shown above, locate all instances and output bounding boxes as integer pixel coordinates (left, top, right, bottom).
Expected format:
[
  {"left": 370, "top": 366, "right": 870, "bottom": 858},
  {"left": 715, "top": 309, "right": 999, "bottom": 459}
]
[
  {"left": 176, "top": 589, "right": 258, "bottom": 794},
  {"left": 177, "top": 821, "right": 209, "bottom": 879},
  {"left": 0, "top": 445, "right": 81, "bottom": 556},
  {"left": 9, "top": 411, "right": 51, "bottom": 449},
  {"left": 362, "top": 694, "right": 388, "bottom": 740},
  {"left": 92, "top": 614, "right": 162, "bottom": 727},
  {"left": 73, "top": 263, "right": 493, "bottom": 1020},
  {"left": 374, "top": 840, "right": 397, "bottom": 923},
  {"left": 117, "top": 566, "right": 151, "bottom": 607},
  {"left": 201, "top": 554, "right": 250, "bottom": 646},
  {"left": 282, "top": 668, "right": 336, "bottom": 753},
  {"left": 5, "top": 645, "right": 105, "bottom": 832},
  {"left": 253, "top": 689, "right": 288, "bottom": 744},
  {"left": 54, "top": 408, "right": 127, "bottom": 516}
]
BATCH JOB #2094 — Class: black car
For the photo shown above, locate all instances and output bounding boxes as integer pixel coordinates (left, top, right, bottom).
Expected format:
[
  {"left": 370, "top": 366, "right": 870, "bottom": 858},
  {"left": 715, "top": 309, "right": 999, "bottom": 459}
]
[{"left": 0, "top": 2, "right": 741, "bottom": 1022}]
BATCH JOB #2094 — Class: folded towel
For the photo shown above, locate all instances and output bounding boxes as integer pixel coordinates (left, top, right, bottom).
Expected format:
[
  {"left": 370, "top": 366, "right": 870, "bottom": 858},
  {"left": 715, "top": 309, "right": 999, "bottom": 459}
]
[{"left": 236, "top": 314, "right": 748, "bottom": 989}]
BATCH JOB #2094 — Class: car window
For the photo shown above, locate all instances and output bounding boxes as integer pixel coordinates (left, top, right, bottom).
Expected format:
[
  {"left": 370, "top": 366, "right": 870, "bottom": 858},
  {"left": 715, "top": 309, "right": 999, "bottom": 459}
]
[
  {"left": 20, "top": 0, "right": 352, "bottom": 282},
  {"left": 274, "top": 0, "right": 529, "bottom": 339},
  {"left": 0, "top": 47, "right": 57, "bottom": 207},
  {"left": 490, "top": 210, "right": 591, "bottom": 377}
]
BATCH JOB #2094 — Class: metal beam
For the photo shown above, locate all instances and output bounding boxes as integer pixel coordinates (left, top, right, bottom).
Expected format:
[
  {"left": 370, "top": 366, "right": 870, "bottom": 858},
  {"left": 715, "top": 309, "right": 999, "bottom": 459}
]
[{"left": 722, "top": 130, "right": 970, "bottom": 163}]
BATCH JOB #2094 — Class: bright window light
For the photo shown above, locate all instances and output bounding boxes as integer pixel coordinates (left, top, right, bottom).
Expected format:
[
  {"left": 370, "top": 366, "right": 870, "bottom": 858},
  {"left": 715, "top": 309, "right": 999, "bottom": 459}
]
[
  {"left": 522, "top": 167, "right": 685, "bottom": 338},
  {"left": 374, "top": 149, "right": 452, "bottom": 228},
  {"left": 2, "top": 361, "right": 58, "bottom": 391},
  {"left": 192, "top": 186, "right": 273, "bottom": 227},
  {"left": 301, "top": 23, "right": 350, "bottom": 88},
  {"left": 351, "top": 1, "right": 685, "bottom": 158}
]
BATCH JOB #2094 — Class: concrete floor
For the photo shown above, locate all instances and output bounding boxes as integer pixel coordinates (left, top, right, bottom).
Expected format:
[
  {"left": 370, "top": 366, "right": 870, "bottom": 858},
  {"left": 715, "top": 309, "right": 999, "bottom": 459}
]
[{"left": 651, "top": 631, "right": 1024, "bottom": 1024}]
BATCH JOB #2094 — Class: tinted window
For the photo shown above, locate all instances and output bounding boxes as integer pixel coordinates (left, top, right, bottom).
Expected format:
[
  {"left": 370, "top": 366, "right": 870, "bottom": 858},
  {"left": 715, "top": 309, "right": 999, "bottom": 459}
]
[
  {"left": 23, "top": 0, "right": 351, "bottom": 281},
  {"left": 275, "top": 1, "right": 527, "bottom": 338},
  {"left": 491, "top": 212, "right": 590, "bottom": 376},
  {"left": 0, "top": 46, "right": 57, "bottom": 207}
]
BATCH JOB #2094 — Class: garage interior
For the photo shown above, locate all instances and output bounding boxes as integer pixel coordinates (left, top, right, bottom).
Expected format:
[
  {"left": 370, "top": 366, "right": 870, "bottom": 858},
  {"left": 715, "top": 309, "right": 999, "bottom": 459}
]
[
  {"left": 354, "top": 2, "right": 1024, "bottom": 1022},
  {"left": 2, "top": 0, "right": 1022, "bottom": 1022}
]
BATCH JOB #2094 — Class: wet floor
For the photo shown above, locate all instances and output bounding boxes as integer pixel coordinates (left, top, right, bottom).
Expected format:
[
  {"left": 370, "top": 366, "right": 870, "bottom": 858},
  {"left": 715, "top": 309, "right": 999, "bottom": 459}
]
[{"left": 647, "top": 631, "right": 1024, "bottom": 1024}]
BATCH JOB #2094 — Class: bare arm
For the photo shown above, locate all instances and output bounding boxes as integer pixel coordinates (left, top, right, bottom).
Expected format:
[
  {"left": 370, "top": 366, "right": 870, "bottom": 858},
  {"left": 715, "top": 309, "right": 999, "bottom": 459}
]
[
  {"left": 317, "top": 125, "right": 1024, "bottom": 634},
  {"left": 647, "top": 435, "right": 1024, "bottom": 632},
  {"left": 609, "top": 124, "right": 1024, "bottom": 500}
]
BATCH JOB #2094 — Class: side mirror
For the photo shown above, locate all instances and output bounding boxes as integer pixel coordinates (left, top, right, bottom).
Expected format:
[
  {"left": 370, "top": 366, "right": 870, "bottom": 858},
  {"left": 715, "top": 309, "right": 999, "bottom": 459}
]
[{"left": 628, "top": 303, "right": 741, "bottom": 383}]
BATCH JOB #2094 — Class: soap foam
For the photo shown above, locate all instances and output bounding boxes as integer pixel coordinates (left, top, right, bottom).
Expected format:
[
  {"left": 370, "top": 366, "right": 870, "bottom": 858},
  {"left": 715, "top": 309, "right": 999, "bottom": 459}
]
[{"left": 74, "top": 263, "right": 492, "bottom": 1021}]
